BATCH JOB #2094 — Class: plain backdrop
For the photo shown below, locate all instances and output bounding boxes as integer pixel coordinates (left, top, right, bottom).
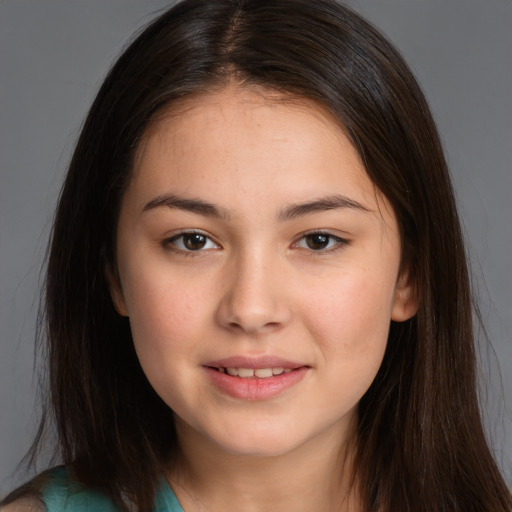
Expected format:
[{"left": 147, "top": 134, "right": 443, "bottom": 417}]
[{"left": 1, "top": 0, "right": 511, "bottom": 496}]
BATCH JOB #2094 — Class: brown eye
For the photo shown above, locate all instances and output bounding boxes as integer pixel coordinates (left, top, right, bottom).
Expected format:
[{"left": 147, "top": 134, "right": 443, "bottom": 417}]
[
  {"left": 167, "top": 232, "right": 219, "bottom": 252},
  {"left": 183, "top": 233, "right": 207, "bottom": 250},
  {"left": 295, "top": 232, "right": 347, "bottom": 252},
  {"left": 305, "top": 233, "right": 330, "bottom": 250}
]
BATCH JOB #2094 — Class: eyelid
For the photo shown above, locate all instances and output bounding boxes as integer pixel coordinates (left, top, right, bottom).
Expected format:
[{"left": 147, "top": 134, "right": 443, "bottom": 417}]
[
  {"left": 163, "top": 229, "right": 221, "bottom": 253},
  {"left": 292, "top": 230, "right": 350, "bottom": 253},
  {"left": 162, "top": 229, "right": 349, "bottom": 255}
]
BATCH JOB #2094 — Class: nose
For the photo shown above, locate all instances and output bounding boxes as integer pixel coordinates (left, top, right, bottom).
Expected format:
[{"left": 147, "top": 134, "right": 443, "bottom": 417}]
[{"left": 215, "top": 251, "right": 292, "bottom": 335}]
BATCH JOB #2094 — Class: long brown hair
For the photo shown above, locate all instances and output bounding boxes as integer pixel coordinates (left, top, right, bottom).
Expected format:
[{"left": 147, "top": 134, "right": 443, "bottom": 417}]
[{"left": 6, "top": 0, "right": 512, "bottom": 510}]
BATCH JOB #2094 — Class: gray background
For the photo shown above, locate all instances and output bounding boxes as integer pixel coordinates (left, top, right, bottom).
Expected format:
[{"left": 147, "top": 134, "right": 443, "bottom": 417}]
[{"left": 1, "top": 0, "right": 511, "bottom": 496}]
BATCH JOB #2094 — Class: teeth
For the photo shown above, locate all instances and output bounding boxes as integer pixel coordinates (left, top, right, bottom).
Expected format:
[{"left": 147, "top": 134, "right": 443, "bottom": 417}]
[
  {"left": 237, "top": 368, "right": 255, "bottom": 378},
  {"left": 254, "top": 368, "right": 273, "bottom": 378},
  {"left": 221, "top": 367, "right": 294, "bottom": 378}
]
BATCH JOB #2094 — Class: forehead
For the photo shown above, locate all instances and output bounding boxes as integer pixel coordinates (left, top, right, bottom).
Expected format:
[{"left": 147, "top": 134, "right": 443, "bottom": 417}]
[
  {"left": 138, "top": 86, "right": 350, "bottom": 156},
  {"left": 126, "top": 85, "right": 385, "bottom": 218}
]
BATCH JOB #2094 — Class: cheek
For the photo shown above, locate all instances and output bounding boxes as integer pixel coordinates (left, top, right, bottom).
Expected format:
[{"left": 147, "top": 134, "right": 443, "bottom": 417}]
[
  {"left": 303, "top": 270, "right": 394, "bottom": 395},
  {"left": 123, "top": 273, "right": 209, "bottom": 408},
  {"left": 122, "top": 268, "right": 209, "bottom": 359},
  {"left": 306, "top": 270, "right": 395, "bottom": 346}
]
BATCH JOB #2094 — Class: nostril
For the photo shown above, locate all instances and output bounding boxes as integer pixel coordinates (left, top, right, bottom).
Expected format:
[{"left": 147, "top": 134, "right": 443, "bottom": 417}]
[{"left": 228, "top": 319, "right": 283, "bottom": 334}]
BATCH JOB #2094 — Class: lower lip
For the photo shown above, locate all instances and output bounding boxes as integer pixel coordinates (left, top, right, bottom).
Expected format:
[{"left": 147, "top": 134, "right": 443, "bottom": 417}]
[{"left": 205, "top": 367, "right": 309, "bottom": 400}]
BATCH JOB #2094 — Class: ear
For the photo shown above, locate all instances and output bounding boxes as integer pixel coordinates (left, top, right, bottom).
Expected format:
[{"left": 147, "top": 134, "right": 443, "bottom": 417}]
[
  {"left": 391, "top": 267, "right": 418, "bottom": 322},
  {"left": 106, "top": 268, "right": 129, "bottom": 317}
]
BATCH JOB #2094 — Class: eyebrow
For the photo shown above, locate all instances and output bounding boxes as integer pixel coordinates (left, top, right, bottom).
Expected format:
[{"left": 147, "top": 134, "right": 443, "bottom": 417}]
[
  {"left": 143, "top": 194, "right": 230, "bottom": 219},
  {"left": 278, "top": 194, "right": 371, "bottom": 221},
  {"left": 142, "top": 193, "right": 370, "bottom": 220}
]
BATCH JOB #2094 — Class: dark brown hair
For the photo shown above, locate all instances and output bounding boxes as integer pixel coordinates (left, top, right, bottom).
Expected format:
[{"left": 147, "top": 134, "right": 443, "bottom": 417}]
[{"left": 5, "top": 0, "right": 511, "bottom": 510}]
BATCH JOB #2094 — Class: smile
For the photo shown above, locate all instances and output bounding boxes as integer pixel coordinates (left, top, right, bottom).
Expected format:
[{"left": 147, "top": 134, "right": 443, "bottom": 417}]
[
  {"left": 216, "top": 367, "right": 293, "bottom": 378},
  {"left": 205, "top": 361, "right": 309, "bottom": 400}
]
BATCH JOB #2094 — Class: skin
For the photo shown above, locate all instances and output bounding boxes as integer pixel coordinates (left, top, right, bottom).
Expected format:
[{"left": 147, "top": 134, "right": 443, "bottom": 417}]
[
  {"left": 112, "top": 85, "right": 417, "bottom": 511},
  {"left": 1, "top": 498, "right": 44, "bottom": 512}
]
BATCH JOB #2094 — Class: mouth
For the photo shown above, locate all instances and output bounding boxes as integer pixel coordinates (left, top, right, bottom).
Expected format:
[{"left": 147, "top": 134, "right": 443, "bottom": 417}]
[
  {"left": 204, "top": 358, "right": 309, "bottom": 400},
  {"left": 210, "top": 366, "right": 294, "bottom": 379}
]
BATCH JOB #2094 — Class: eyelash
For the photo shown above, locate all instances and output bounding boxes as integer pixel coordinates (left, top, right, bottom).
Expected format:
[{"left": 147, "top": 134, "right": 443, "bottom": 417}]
[
  {"left": 163, "top": 230, "right": 349, "bottom": 255},
  {"left": 292, "top": 231, "right": 349, "bottom": 254},
  {"left": 163, "top": 231, "right": 220, "bottom": 255}
]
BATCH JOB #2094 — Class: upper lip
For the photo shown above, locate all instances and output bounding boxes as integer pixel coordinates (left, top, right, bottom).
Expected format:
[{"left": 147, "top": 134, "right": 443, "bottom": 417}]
[{"left": 204, "top": 356, "right": 307, "bottom": 369}]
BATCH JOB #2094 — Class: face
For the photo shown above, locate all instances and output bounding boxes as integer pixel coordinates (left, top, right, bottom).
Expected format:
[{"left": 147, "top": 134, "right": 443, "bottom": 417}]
[{"left": 113, "top": 86, "right": 416, "bottom": 459}]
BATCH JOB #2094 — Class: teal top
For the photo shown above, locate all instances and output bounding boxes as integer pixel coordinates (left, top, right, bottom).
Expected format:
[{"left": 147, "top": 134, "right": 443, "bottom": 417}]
[{"left": 41, "top": 467, "right": 184, "bottom": 512}]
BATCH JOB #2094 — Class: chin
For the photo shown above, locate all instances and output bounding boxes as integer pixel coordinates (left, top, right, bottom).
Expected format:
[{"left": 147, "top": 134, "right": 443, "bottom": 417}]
[{"left": 204, "top": 420, "right": 312, "bottom": 459}]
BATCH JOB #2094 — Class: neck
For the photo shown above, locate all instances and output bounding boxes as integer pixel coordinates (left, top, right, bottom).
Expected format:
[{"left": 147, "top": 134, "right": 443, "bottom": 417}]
[{"left": 167, "top": 417, "right": 360, "bottom": 512}]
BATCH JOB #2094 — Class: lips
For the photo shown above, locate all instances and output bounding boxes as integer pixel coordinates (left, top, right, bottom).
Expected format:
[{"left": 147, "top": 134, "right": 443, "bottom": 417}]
[
  {"left": 219, "top": 366, "right": 292, "bottom": 378},
  {"left": 204, "top": 356, "right": 309, "bottom": 400},
  {"left": 205, "top": 356, "right": 305, "bottom": 370}
]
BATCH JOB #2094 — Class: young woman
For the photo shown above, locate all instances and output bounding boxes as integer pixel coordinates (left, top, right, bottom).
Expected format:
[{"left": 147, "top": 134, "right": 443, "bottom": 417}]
[{"left": 2, "top": 0, "right": 511, "bottom": 511}]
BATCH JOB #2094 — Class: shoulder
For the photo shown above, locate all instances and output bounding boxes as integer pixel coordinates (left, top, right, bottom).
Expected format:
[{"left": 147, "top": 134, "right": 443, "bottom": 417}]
[
  {"left": 1, "top": 472, "right": 47, "bottom": 512},
  {"left": 1, "top": 497, "right": 45, "bottom": 512},
  {"left": 2, "top": 468, "right": 182, "bottom": 512},
  {"left": 38, "top": 467, "right": 121, "bottom": 512},
  {"left": 1, "top": 467, "right": 119, "bottom": 512}
]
